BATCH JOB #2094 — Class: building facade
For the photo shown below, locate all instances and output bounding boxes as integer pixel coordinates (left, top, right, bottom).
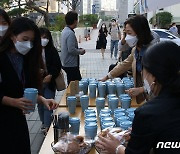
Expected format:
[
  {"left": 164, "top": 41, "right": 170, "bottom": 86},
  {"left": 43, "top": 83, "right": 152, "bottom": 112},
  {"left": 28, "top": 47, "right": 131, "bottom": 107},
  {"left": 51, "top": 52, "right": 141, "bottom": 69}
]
[{"left": 116, "top": 0, "right": 128, "bottom": 25}]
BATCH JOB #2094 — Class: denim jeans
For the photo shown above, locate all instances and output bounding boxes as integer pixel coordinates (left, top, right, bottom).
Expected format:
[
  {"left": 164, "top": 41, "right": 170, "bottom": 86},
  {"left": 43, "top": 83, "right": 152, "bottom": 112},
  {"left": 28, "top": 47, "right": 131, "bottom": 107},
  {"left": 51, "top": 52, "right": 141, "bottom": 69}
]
[
  {"left": 110, "top": 40, "right": 119, "bottom": 58},
  {"left": 38, "top": 84, "right": 55, "bottom": 128}
]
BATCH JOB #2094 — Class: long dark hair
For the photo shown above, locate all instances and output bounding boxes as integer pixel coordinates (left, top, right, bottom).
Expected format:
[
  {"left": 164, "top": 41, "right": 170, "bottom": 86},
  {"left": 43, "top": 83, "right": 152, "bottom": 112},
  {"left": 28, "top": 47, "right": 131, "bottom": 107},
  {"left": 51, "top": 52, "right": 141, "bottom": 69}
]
[
  {"left": 39, "top": 27, "right": 57, "bottom": 53},
  {"left": 0, "top": 9, "right": 11, "bottom": 25},
  {"left": 125, "top": 15, "right": 153, "bottom": 48},
  {"left": 99, "top": 23, "right": 108, "bottom": 34},
  {"left": 143, "top": 41, "right": 180, "bottom": 95},
  {"left": 0, "top": 17, "right": 42, "bottom": 90}
]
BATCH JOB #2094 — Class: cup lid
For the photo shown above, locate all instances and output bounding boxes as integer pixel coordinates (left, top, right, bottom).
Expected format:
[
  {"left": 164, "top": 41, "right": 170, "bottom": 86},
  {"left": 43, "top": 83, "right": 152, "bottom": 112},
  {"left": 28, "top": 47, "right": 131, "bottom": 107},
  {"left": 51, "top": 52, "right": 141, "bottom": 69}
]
[
  {"left": 114, "top": 112, "right": 125, "bottom": 117},
  {"left": 80, "top": 95, "right": 89, "bottom": 99},
  {"left": 117, "top": 116, "right": 130, "bottom": 121},
  {"left": 24, "top": 88, "right": 38, "bottom": 93},
  {"left": 85, "top": 113, "right": 96, "bottom": 117},
  {"left": 69, "top": 117, "right": 80, "bottom": 123},
  {"left": 119, "top": 94, "right": 129, "bottom": 98},
  {"left": 84, "top": 109, "right": 95, "bottom": 113},
  {"left": 109, "top": 97, "right": 119, "bottom": 101},
  {"left": 85, "top": 122, "right": 97, "bottom": 127},
  {"left": 96, "top": 97, "right": 105, "bottom": 101},
  {"left": 67, "top": 96, "right": 77, "bottom": 100},
  {"left": 114, "top": 108, "right": 126, "bottom": 113},
  {"left": 85, "top": 117, "right": 97, "bottom": 122},
  {"left": 107, "top": 94, "right": 116, "bottom": 99},
  {"left": 126, "top": 108, "right": 136, "bottom": 112},
  {"left": 120, "top": 120, "right": 132, "bottom": 126},
  {"left": 99, "top": 113, "right": 111, "bottom": 117},
  {"left": 102, "top": 122, "right": 115, "bottom": 127},
  {"left": 122, "top": 97, "right": 131, "bottom": 101},
  {"left": 100, "top": 109, "right": 112, "bottom": 113},
  {"left": 102, "top": 117, "right": 113, "bottom": 121}
]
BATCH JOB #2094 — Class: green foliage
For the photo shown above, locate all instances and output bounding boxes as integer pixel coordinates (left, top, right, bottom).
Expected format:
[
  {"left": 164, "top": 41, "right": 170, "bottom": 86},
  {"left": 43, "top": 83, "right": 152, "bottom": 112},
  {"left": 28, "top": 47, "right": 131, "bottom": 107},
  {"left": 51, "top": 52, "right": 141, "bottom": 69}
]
[
  {"left": 0, "top": 0, "right": 11, "bottom": 7},
  {"left": 49, "top": 14, "right": 66, "bottom": 31},
  {"left": 8, "top": 8, "right": 28, "bottom": 17},
  {"left": 149, "top": 11, "right": 173, "bottom": 28},
  {"left": 79, "top": 14, "right": 99, "bottom": 27}
]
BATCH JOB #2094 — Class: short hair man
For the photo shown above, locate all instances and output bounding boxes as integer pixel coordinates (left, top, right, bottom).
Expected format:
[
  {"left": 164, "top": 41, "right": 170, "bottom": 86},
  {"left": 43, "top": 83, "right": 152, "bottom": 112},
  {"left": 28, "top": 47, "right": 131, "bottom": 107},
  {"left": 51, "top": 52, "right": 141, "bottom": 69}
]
[{"left": 61, "top": 11, "right": 86, "bottom": 84}]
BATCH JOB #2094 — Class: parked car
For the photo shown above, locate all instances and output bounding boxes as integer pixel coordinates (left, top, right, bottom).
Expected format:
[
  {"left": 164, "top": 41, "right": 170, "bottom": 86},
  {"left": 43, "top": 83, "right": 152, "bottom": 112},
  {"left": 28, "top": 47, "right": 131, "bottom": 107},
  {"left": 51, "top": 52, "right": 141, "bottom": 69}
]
[{"left": 151, "top": 29, "right": 180, "bottom": 46}]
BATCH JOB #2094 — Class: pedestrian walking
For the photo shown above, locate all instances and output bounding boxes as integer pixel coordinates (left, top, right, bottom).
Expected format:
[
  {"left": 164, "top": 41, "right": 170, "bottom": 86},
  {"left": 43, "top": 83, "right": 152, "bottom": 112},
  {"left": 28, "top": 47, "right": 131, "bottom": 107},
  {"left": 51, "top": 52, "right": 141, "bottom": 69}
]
[
  {"left": 97, "top": 23, "right": 108, "bottom": 59},
  {"left": 0, "top": 17, "right": 58, "bottom": 154},
  {"left": 61, "top": 11, "right": 86, "bottom": 85},
  {"left": 109, "top": 19, "right": 121, "bottom": 60}
]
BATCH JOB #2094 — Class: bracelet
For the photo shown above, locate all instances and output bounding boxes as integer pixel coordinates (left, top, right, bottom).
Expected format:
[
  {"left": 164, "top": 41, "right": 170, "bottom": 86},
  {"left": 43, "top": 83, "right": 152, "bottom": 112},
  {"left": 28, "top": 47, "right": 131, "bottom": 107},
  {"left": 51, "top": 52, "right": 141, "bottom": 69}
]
[{"left": 116, "top": 145, "right": 123, "bottom": 154}]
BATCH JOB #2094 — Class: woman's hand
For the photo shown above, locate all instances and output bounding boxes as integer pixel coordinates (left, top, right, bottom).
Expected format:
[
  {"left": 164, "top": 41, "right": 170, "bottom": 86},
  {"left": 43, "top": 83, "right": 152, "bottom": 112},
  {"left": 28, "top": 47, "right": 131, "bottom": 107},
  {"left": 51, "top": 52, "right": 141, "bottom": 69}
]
[
  {"left": 43, "top": 74, "right": 52, "bottom": 83},
  {"left": 99, "top": 75, "right": 109, "bottom": 82},
  {"left": 41, "top": 97, "right": 59, "bottom": 110},
  {"left": 96, "top": 133, "right": 122, "bottom": 154},
  {"left": 125, "top": 87, "right": 144, "bottom": 97},
  {"left": 14, "top": 98, "right": 34, "bottom": 114}
]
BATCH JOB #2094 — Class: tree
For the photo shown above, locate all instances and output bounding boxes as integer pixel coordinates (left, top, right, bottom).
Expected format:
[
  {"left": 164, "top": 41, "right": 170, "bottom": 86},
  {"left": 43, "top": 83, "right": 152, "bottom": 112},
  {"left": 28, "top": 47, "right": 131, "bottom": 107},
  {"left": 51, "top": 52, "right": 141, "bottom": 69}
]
[
  {"left": 50, "top": 14, "right": 66, "bottom": 31},
  {"left": 149, "top": 11, "right": 173, "bottom": 29},
  {"left": 0, "top": 0, "right": 51, "bottom": 27},
  {"left": 61, "top": 0, "right": 82, "bottom": 11},
  {"left": 79, "top": 14, "right": 99, "bottom": 27}
]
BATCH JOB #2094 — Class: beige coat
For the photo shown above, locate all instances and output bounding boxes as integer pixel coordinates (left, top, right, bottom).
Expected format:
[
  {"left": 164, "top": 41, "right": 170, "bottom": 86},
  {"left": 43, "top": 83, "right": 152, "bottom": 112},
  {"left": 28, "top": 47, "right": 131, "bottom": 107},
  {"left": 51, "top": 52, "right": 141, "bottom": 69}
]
[{"left": 109, "top": 47, "right": 145, "bottom": 104}]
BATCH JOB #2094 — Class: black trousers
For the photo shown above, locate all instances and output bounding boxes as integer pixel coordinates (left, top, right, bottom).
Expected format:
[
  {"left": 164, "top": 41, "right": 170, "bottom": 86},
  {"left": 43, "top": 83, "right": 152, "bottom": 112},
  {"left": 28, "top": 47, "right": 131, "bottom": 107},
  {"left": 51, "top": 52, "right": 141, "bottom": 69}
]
[{"left": 62, "top": 66, "right": 82, "bottom": 85}]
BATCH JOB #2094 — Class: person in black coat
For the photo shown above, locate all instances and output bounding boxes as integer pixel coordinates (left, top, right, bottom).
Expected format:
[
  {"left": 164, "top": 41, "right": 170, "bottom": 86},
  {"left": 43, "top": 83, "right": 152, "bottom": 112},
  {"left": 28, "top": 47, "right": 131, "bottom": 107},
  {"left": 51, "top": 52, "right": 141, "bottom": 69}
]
[
  {"left": 0, "top": 17, "right": 58, "bottom": 154},
  {"left": 96, "top": 41, "right": 180, "bottom": 154},
  {"left": 38, "top": 27, "right": 62, "bottom": 134},
  {"left": 98, "top": 23, "right": 108, "bottom": 59}
]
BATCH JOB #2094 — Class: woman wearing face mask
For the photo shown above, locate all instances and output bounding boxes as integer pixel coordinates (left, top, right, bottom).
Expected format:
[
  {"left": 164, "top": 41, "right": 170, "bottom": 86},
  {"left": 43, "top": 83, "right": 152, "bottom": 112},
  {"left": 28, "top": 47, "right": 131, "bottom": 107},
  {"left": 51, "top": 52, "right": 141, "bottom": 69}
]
[
  {"left": 0, "top": 9, "right": 11, "bottom": 41},
  {"left": 101, "top": 15, "right": 154, "bottom": 104},
  {"left": 98, "top": 23, "right": 108, "bottom": 59},
  {"left": 96, "top": 41, "right": 180, "bottom": 154},
  {"left": 0, "top": 17, "right": 59, "bottom": 154},
  {"left": 38, "top": 27, "right": 62, "bottom": 135}
]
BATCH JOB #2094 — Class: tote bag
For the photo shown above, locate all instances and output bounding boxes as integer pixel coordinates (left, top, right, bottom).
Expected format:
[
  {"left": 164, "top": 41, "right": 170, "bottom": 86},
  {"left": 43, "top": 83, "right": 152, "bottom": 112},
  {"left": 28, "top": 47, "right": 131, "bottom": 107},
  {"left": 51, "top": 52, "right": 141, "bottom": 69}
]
[
  {"left": 55, "top": 70, "right": 66, "bottom": 91},
  {"left": 96, "top": 37, "right": 101, "bottom": 49}
]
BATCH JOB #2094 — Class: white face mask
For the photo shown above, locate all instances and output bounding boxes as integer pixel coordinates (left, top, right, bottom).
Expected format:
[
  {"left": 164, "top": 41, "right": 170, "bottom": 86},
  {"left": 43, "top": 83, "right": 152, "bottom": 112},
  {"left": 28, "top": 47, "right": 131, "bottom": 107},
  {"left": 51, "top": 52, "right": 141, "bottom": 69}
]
[
  {"left": 125, "top": 34, "right": 138, "bottom": 47},
  {"left": 14, "top": 41, "right": 33, "bottom": 55},
  {"left": 0, "top": 25, "right": 8, "bottom": 37},
  {"left": 102, "top": 25, "right": 105, "bottom": 28},
  {"left": 41, "top": 38, "right": 49, "bottom": 47}
]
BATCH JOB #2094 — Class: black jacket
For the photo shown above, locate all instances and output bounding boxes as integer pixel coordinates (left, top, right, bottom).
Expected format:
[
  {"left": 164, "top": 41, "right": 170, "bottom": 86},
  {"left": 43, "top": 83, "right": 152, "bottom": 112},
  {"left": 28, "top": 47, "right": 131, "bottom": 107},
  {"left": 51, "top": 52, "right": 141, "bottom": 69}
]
[
  {"left": 0, "top": 52, "right": 31, "bottom": 154},
  {"left": 126, "top": 89, "right": 180, "bottom": 154},
  {"left": 43, "top": 47, "right": 62, "bottom": 91}
]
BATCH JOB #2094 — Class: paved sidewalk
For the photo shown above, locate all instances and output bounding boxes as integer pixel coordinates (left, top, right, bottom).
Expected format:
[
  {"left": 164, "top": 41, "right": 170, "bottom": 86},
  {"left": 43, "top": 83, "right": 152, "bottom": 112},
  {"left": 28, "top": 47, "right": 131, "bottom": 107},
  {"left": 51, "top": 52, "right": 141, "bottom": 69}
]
[{"left": 27, "top": 28, "right": 118, "bottom": 154}]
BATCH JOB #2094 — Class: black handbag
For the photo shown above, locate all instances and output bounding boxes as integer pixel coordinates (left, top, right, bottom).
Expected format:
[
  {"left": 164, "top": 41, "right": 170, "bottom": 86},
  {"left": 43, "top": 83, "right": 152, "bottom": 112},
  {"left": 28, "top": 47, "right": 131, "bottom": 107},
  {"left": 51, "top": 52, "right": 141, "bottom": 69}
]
[{"left": 96, "top": 38, "right": 101, "bottom": 49}]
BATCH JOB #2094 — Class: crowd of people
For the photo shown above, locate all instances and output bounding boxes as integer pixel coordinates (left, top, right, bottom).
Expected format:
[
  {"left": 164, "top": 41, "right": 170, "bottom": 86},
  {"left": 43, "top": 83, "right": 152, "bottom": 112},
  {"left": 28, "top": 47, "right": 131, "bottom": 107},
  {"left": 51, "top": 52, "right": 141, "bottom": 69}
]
[{"left": 0, "top": 8, "right": 180, "bottom": 154}]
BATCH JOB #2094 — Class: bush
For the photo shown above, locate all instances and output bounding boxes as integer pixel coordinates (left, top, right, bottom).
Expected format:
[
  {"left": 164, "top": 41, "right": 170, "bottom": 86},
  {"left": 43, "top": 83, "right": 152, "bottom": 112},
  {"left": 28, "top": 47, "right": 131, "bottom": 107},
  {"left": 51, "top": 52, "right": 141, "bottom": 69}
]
[
  {"left": 79, "top": 14, "right": 99, "bottom": 27},
  {"left": 50, "top": 14, "right": 66, "bottom": 31},
  {"left": 149, "top": 11, "right": 173, "bottom": 29}
]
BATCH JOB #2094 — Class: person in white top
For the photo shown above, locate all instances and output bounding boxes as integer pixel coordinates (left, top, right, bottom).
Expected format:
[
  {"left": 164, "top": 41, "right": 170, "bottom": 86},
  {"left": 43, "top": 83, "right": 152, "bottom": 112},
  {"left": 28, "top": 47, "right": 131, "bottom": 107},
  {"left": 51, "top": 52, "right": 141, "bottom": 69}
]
[
  {"left": 109, "top": 19, "right": 121, "bottom": 60},
  {"left": 169, "top": 23, "right": 179, "bottom": 36}
]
